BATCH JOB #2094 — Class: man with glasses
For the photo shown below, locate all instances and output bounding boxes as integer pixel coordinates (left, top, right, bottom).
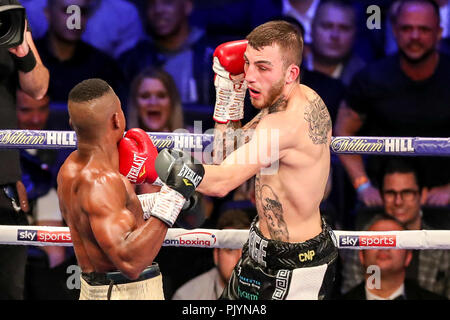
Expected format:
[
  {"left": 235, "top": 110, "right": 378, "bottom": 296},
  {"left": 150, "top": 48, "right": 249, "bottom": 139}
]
[{"left": 340, "top": 158, "right": 450, "bottom": 299}]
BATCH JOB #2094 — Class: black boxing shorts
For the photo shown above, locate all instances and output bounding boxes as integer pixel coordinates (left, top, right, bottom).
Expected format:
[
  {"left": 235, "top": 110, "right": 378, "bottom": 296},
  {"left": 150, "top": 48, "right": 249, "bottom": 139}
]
[{"left": 220, "top": 217, "right": 338, "bottom": 300}]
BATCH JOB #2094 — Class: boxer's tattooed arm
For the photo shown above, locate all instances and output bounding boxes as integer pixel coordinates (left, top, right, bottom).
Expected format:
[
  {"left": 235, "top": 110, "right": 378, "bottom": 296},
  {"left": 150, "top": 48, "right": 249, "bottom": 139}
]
[
  {"left": 304, "top": 95, "right": 332, "bottom": 145},
  {"left": 254, "top": 173, "right": 261, "bottom": 201},
  {"left": 258, "top": 183, "right": 289, "bottom": 241},
  {"left": 213, "top": 121, "right": 241, "bottom": 164},
  {"left": 212, "top": 112, "right": 265, "bottom": 163}
]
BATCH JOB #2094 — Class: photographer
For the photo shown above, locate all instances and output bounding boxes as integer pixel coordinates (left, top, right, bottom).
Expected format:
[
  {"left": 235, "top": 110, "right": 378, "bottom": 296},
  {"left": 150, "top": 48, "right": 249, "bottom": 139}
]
[{"left": 0, "top": 0, "right": 49, "bottom": 299}]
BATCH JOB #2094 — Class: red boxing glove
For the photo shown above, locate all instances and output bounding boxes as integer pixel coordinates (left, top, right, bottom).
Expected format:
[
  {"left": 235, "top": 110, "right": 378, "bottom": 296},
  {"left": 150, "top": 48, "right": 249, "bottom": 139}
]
[
  {"left": 118, "top": 128, "right": 158, "bottom": 184},
  {"left": 213, "top": 40, "right": 248, "bottom": 123},
  {"left": 213, "top": 39, "right": 248, "bottom": 75}
]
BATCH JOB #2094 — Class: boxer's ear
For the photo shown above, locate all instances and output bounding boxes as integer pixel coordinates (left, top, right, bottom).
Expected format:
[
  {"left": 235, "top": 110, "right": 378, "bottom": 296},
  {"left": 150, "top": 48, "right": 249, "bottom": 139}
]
[
  {"left": 285, "top": 64, "right": 300, "bottom": 84},
  {"left": 69, "top": 118, "right": 73, "bottom": 130},
  {"left": 112, "top": 112, "right": 120, "bottom": 129}
]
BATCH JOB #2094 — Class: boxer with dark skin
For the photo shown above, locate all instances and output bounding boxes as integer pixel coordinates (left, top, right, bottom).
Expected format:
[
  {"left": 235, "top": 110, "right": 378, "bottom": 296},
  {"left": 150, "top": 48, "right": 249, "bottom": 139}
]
[{"left": 57, "top": 80, "right": 167, "bottom": 281}]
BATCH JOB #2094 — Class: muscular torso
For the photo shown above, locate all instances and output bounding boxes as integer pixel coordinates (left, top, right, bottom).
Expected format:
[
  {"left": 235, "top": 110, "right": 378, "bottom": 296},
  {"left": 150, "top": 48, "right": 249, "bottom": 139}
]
[
  {"left": 57, "top": 152, "right": 145, "bottom": 273},
  {"left": 254, "top": 85, "right": 331, "bottom": 243}
]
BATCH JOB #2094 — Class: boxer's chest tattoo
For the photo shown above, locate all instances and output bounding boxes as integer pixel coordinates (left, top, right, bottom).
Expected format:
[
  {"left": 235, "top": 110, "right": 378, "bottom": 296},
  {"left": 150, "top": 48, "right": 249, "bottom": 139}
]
[
  {"left": 255, "top": 175, "right": 289, "bottom": 241},
  {"left": 304, "top": 95, "right": 331, "bottom": 145}
]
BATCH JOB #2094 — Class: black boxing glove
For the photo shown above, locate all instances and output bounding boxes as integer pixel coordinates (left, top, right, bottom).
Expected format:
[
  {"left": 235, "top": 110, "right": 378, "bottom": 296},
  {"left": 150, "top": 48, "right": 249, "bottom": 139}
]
[{"left": 155, "top": 148, "right": 204, "bottom": 200}]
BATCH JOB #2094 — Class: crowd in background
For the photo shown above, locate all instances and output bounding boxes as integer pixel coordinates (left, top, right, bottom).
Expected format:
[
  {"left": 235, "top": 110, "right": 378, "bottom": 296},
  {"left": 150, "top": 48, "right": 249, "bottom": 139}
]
[{"left": 1, "top": 0, "right": 449, "bottom": 300}]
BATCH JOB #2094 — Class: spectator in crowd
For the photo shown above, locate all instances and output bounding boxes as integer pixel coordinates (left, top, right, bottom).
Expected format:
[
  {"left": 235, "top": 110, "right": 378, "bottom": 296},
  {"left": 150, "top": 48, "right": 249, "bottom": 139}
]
[
  {"left": 126, "top": 67, "right": 184, "bottom": 196},
  {"left": 21, "top": 0, "right": 145, "bottom": 58},
  {"left": 340, "top": 158, "right": 450, "bottom": 298},
  {"left": 126, "top": 67, "right": 184, "bottom": 134},
  {"left": 306, "top": 0, "right": 366, "bottom": 86},
  {"left": 281, "top": 0, "right": 322, "bottom": 46},
  {"left": 172, "top": 209, "right": 251, "bottom": 300},
  {"left": 15, "top": 89, "right": 76, "bottom": 299},
  {"left": 334, "top": 0, "right": 450, "bottom": 208},
  {"left": 119, "top": 0, "right": 216, "bottom": 106},
  {"left": 340, "top": 214, "right": 447, "bottom": 300},
  {"left": 34, "top": 0, "right": 125, "bottom": 116},
  {"left": 385, "top": 0, "right": 450, "bottom": 55},
  {"left": 0, "top": 0, "right": 49, "bottom": 299}
]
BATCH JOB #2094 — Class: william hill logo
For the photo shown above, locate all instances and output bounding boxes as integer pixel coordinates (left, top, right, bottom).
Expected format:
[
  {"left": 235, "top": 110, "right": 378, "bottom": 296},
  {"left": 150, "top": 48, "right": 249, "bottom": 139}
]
[{"left": 331, "top": 137, "right": 414, "bottom": 153}]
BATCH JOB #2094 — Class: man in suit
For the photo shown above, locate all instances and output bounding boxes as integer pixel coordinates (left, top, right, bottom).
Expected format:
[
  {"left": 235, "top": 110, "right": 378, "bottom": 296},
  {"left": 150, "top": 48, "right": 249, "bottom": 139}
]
[{"left": 340, "top": 214, "right": 446, "bottom": 300}]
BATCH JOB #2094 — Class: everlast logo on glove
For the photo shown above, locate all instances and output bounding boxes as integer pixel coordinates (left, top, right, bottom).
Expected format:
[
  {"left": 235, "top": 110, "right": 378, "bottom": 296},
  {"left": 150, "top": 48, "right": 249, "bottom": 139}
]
[
  {"left": 126, "top": 154, "right": 148, "bottom": 183},
  {"left": 178, "top": 164, "right": 203, "bottom": 188}
]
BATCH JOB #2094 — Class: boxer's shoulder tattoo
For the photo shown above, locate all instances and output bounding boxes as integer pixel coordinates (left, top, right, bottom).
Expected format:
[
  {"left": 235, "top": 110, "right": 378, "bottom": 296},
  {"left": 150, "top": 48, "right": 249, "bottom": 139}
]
[
  {"left": 257, "top": 183, "right": 289, "bottom": 241},
  {"left": 269, "top": 95, "right": 288, "bottom": 114},
  {"left": 304, "top": 94, "right": 331, "bottom": 145}
]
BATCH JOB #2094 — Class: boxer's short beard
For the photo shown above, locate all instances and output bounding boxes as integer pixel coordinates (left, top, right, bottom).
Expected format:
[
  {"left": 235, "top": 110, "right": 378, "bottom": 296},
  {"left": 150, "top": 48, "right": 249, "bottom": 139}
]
[{"left": 264, "top": 77, "right": 285, "bottom": 109}]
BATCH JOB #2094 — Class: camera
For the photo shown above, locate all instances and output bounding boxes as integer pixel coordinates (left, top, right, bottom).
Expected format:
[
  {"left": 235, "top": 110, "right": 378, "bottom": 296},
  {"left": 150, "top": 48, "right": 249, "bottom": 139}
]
[{"left": 0, "top": 4, "right": 25, "bottom": 48}]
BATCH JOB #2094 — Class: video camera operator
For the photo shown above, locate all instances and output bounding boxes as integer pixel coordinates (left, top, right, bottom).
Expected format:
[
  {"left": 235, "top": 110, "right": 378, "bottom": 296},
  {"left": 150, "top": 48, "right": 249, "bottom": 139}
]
[{"left": 0, "top": 0, "right": 49, "bottom": 299}]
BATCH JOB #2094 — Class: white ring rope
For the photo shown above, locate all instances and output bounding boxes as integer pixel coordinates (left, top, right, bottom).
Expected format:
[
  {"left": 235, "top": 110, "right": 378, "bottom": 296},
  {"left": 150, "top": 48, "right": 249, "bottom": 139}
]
[{"left": 1, "top": 225, "right": 450, "bottom": 250}]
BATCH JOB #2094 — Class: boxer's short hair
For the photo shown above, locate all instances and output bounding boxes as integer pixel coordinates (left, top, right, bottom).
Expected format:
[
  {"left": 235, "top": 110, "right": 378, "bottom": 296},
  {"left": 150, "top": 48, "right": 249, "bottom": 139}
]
[
  {"left": 69, "top": 78, "right": 112, "bottom": 103},
  {"left": 246, "top": 20, "right": 304, "bottom": 69}
]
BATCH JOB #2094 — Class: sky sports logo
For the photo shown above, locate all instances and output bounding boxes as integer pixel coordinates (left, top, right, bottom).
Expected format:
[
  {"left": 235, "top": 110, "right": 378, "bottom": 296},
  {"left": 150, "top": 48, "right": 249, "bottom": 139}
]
[
  {"left": 17, "top": 229, "right": 72, "bottom": 243},
  {"left": 339, "top": 235, "right": 396, "bottom": 247}
]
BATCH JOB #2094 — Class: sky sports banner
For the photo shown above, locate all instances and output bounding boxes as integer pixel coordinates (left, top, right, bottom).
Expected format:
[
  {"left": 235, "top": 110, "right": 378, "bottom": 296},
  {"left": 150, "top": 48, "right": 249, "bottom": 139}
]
[
  {"left": 0, "top": 130, "right": 448, "bottom": 156},
  {"left": 2, "top": 226, "right": 450, "bottom": 250}
]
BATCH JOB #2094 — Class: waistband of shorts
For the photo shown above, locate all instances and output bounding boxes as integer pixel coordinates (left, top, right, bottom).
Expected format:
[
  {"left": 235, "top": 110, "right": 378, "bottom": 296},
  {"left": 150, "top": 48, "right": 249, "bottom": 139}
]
[
  {"left": 246, "top": 216, "right": 337, "bottom": 269},
  {"left": 81, "top": 262, "right": 160, "bottom": 286}
]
